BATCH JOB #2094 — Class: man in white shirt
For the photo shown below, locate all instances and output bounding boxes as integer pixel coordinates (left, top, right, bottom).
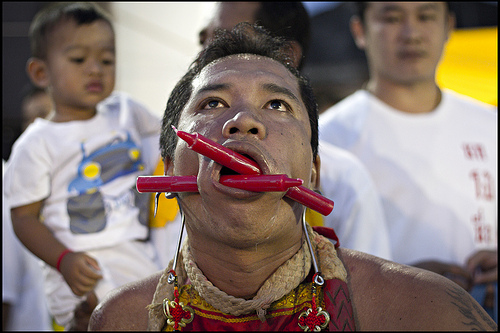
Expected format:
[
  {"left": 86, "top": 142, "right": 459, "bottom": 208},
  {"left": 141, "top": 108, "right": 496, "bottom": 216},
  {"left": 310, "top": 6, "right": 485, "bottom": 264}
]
[{"left": 319, "top": 2, "right": 497, "bottom": 319}]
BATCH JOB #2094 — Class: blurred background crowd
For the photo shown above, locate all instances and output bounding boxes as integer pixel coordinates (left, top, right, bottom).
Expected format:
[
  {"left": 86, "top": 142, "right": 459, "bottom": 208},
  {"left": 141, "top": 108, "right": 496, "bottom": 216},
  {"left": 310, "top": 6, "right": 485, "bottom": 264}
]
[{"left": 3, "top": 2, "right": 497, "bottom": 161}]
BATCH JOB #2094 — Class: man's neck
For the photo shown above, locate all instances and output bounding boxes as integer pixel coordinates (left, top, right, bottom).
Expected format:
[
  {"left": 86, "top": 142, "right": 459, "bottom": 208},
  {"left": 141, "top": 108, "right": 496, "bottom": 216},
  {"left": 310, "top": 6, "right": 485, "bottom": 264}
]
[
  {"left": 366, "top": 79, "right": 442, "bottom": 114},
  {"left": 188, "top": 231, "right": 303, "bottom": 299}
]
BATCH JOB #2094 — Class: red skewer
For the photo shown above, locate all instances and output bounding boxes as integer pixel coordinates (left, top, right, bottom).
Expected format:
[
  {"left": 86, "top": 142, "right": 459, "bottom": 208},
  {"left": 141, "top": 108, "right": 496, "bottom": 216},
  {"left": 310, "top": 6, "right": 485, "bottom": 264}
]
[
  {"left": 173, "top": 126, "right": 261, "bottom": 175},
  {"left": 220, "top": 174, "right": 303, "bottom": 191},
  {"left": 136, "top": 174, "right": 303, "bottom": 193},
  {"left": 172, "top": 128, "right": 334, "bottom": 215},
  {"left": 137, "top": 175, "right": 198, "bottom": 193}
]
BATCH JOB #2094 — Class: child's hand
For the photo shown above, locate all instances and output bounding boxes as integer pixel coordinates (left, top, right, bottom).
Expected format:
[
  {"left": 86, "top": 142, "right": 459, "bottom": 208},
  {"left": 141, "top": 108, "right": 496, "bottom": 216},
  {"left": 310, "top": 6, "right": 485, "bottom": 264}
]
[{"left": 59, "top": 252, "right": 103, "bottom": 296}]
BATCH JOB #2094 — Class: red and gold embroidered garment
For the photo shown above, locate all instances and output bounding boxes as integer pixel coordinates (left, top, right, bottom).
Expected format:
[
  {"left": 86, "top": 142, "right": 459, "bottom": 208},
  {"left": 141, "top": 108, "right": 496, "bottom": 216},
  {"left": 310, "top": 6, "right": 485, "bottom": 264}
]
[{"left": 163, "top": 276, "right": 355, "bottom": 331}]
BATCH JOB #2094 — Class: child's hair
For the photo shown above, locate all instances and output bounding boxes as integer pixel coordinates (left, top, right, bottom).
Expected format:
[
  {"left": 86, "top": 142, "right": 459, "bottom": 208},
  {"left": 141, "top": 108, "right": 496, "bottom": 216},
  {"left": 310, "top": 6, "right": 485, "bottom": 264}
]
[{"left": 29, "top": 2, "right": 113, "bottom": 60}]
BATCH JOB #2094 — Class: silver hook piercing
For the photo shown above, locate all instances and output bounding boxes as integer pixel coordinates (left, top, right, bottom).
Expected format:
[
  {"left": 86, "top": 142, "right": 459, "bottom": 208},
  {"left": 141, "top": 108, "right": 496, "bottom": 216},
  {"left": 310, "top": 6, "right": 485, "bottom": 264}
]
[
  {"left": 154, "top": 192, "right": 177, "bottom": 217},
  {"left": 302, "top": 208, "right": 324, "bottom": 286},
  {"left": 168, "top": 201, "right": 185, "bottom": 284}
]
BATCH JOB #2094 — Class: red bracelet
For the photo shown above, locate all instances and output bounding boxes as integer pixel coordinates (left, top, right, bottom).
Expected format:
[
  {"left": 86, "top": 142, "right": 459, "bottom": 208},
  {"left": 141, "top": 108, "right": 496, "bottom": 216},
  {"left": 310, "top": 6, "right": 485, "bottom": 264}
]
[{"left": 56, "top": 249, "right": 72, "bottom": 272}]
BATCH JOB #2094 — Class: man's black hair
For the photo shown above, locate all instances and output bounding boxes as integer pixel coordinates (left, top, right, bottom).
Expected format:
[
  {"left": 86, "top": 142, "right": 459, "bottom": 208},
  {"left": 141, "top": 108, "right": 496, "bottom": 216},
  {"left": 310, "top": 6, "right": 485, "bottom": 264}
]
[
  {"left": 160, "top": 23, "right": 319, "bottom": 163},
  {"left": 255, "top": 2, "right": 310, "bottom": 70}
]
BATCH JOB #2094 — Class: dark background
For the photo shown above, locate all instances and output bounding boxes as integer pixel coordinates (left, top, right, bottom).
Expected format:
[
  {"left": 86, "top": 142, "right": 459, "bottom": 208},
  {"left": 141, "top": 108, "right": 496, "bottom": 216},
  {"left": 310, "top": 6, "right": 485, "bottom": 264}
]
[{"left": 2, "top": 2, "right": 498, "bottom": 161}]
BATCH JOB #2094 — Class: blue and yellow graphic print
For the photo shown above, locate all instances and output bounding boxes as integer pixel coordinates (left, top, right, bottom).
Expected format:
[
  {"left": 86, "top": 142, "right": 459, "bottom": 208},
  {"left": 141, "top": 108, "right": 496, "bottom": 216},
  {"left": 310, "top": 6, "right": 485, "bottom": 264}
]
[{"left": 67, "top": 132, "right": 146, "bottom": 234}]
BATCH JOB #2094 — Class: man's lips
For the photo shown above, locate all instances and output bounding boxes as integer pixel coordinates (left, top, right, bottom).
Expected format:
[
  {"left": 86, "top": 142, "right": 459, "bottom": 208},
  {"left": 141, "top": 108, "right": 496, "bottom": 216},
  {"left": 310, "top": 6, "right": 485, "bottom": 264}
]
[
  {"left": 173, "top": 127, "right": 262, "bottom": 175},
  {"left": 397, "top": 50, "right": 426, "bottom": 60},
  {"left": 220, "top": 141, "right": 270, "bottom": 175}
]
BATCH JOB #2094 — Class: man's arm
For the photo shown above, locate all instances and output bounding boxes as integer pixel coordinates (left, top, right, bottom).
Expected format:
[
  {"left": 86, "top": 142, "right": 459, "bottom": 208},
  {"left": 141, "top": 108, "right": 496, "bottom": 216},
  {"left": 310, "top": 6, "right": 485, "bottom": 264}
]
[
  {"left": 439, "top": 278, "right": 498, "bottom": 330},
  {"left": 89, "top": 272, "right": 161, "bottom": 331},
  {"left": 339, "top": 248, "right": 498, "bottom": 331}
]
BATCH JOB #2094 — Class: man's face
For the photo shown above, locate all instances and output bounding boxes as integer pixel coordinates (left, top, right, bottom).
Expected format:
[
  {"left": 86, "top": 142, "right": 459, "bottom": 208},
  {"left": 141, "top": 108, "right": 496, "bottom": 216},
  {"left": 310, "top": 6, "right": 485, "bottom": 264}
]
[
  {"left": 44, "top": 19, "right": 115, "bottom": 114},
  {"left": 358, "top": 2, "right": 453, "bottom": 85},
  {"left": 199, "top": 2, "right": 260, "bottom": 48},
  {"left": 168, "top": 54, "right": 315, "bottom": 247}
]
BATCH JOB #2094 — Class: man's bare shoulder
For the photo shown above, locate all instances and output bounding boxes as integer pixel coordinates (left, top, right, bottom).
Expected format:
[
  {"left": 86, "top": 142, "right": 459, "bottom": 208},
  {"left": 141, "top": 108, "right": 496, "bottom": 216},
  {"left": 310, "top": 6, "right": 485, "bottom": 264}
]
[
  {"left": 337, "top": 248, "right": 497, "bottom": 331},
  {"left": 89, "top": 271, "right": 163, "bottom": 331}
]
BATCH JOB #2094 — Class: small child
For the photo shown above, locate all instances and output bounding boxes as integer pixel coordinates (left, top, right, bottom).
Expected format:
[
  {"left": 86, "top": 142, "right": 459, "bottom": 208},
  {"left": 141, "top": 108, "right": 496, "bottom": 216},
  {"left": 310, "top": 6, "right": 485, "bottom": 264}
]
[{"left": 4, "top": 2, "right": 162, "bottom": 329}]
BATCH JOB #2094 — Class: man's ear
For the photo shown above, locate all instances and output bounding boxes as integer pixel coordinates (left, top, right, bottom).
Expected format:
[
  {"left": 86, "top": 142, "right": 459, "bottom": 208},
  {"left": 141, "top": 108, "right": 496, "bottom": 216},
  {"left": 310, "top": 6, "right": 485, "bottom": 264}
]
[
  {"left": 311, "top": 154, "right": 321, "bottom": 192},
  {"left": 26, "top": 57, "right": 50, "bottom": 88},
  {"left": 350, "top": 16, "right": 366, "bottom": 51},
  {"left": 163, "top": 156, "right": 174, "bottom": 176}
]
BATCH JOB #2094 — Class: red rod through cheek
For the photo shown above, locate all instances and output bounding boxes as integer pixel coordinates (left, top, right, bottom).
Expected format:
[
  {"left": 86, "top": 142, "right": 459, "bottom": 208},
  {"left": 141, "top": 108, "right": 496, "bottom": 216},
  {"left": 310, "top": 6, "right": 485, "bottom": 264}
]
[
  {"left": 136, "top": 174, "right": 303, "bottom": 193},
  {"left": 173, "top": 126, "right": 261, "bottom": 175},
  {"left": 136, "top": 175, "right": 198, "bottom": 193},
  {"left": 169, "top": 127, "right": 334, "bottom": 216}
]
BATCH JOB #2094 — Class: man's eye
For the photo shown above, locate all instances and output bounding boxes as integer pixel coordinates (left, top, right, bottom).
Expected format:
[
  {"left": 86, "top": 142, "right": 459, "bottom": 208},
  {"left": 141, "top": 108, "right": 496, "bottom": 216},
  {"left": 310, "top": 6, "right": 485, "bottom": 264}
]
[
  {"left": 265, "top": 100, "right": 289, "bottom": 112},
  {"left": 71, "top": 58, "right": 85, "bottom": 64},
  {"left": 202, "top": 99, "right": 225, "bottom": 109},
  {"left": 419, "top": 13, "right": 436, "bottom": 22},
  {"left": 383, "top": 15, "right": 401, "bottom": 23}
]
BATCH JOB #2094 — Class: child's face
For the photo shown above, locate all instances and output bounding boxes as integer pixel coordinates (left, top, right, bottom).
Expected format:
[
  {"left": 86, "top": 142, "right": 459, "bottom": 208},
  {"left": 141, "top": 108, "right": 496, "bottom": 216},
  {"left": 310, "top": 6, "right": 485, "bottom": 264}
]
[{"left": 45, "top": 18, "right": 115, "bottom": 116}]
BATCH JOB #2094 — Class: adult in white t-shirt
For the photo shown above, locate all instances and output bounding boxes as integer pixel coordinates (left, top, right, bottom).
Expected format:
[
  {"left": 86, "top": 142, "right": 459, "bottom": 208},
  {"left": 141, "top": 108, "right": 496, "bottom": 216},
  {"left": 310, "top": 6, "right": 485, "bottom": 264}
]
[
  {"left": 319, "top": 2, "right": 497, "bottom": 314},
  {"left": 318, "top": 141, "right": 391, "bottom": 259}
]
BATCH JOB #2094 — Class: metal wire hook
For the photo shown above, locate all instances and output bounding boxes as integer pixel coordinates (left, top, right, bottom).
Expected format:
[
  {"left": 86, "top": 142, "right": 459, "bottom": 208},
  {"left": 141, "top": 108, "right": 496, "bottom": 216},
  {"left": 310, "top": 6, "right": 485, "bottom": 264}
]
[
  {"left": 302, "top": 209, "right": 324, "bottom": 286},
  {"left": 154, "top": 192, "right": 177, "bottom": 217},
  {"left": 168, "top": 199, "right": 185, "bottom": 284}
]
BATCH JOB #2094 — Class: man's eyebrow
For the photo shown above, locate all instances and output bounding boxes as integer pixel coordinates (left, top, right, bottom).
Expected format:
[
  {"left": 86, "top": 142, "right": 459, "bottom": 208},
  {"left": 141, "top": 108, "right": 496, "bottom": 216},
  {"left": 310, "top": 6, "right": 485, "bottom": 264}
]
[
  {"left": 378, "top": 4, "right": 403, "bottom": 14},
  {"left": 379, "top": 3, "right": 439, "bottom": 13},
  {"left": 195, "top": 82, "right": 300, "bottom": 104},
  {"left": 262, "top": 83, "right": 300, "bottom": 104},
  {"left": 418, "top": 3, "right": 440, "bottom": 11},
  {"left": 196, "top": 83, "right": 230, "bottom": 95}
]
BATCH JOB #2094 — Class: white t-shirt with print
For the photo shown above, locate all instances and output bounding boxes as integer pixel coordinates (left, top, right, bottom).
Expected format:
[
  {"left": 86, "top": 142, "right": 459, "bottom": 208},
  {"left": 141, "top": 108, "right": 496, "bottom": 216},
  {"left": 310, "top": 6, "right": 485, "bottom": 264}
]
[{"left": 4, "top": 91, "right": 161, "bottom": 252}]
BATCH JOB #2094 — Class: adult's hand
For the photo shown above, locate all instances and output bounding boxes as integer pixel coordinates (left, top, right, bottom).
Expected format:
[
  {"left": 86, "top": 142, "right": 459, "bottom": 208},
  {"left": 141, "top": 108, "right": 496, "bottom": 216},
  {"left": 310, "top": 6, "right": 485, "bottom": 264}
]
[{"left": 466, "top": 250, "right": 497, "bottom": 285}]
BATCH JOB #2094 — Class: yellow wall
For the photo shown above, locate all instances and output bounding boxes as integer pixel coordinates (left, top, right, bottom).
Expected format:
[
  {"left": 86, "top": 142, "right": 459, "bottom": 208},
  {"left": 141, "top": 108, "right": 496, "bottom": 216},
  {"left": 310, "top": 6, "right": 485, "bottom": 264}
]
[{"left": 436, "top": 27, "right": 498, "bottom": 106}]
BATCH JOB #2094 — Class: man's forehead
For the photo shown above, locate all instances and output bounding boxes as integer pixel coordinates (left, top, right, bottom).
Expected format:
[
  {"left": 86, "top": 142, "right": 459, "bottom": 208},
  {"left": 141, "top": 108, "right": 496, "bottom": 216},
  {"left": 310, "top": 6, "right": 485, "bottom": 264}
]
[
  {"left": 194, "top": 54, "right": 297, "bottom": 88},
  {"left": 368, "top": 1, "right": 445, "bottom": 13}
]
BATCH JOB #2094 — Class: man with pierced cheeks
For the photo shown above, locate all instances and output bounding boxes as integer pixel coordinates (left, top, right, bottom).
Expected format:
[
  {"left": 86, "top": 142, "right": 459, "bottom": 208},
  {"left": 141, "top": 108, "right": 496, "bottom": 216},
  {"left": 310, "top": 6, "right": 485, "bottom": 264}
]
[{"left": 89, "top": 23, "right": 497, "bottom": 331}]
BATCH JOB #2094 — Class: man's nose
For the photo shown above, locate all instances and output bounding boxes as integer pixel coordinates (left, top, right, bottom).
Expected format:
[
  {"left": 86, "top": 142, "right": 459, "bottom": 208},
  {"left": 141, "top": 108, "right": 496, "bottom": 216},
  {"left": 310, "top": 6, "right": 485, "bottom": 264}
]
[
  {"left": 400, "top": 16, "right": 423, "bottom": 43},
  {"left": 222, "top": 111, "right": 266, "bottom": 140}
]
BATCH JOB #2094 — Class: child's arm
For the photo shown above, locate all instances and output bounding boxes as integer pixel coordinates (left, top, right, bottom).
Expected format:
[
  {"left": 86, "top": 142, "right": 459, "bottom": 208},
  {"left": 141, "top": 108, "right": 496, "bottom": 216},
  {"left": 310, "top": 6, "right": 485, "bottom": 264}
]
[{"left": 11, "top": 201, "right": 102, "bottom": 296}]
